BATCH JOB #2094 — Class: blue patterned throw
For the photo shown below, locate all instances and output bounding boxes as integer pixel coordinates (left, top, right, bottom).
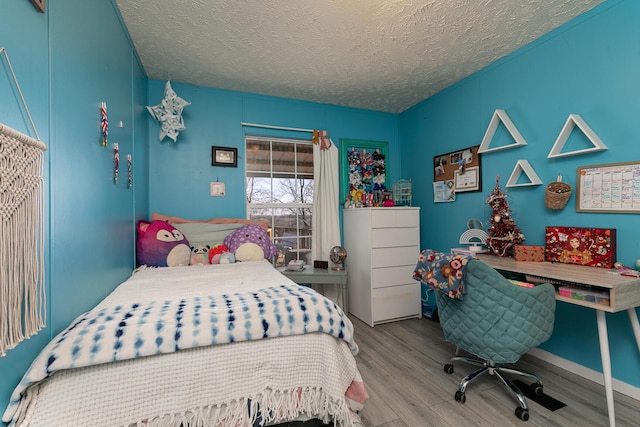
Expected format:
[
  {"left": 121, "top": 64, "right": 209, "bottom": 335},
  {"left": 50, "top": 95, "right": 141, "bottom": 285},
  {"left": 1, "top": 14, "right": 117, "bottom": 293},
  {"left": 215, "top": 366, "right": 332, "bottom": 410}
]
[
  {"left": 413, "top": 249, "right": 473, "bottom": 299},
  {"left": 4, "top": 283, "right": 357, "bottom": 422}
]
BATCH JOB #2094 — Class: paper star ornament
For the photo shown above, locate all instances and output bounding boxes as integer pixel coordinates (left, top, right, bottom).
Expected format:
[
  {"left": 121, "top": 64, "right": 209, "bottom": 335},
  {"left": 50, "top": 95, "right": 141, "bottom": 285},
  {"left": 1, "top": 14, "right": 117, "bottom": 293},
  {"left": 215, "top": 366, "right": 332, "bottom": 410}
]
[{"left": 146, "top": 81, "right": 190, "bottom": 142}]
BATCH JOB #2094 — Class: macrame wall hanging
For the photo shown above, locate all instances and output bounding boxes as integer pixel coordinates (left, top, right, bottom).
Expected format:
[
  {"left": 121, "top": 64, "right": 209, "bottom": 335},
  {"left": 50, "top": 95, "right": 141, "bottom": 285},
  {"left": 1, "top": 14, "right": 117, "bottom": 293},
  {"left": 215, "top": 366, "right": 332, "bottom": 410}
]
[{"left": 1, "top": 47, "right": 48, "bottom": 357}]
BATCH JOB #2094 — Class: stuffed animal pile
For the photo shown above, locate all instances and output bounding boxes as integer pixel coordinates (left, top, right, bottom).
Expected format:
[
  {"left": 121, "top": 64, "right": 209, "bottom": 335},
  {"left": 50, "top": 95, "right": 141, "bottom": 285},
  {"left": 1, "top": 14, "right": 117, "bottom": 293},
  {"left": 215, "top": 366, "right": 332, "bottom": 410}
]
[
  {"left": 223, "top": 224, "right": 277, "bottom": 262},
  {"left": 208, "top": 244, "right": 235, "bottom": 264},
  {"left": 136, "top": 220, "right": 191, "bottom": 267},
  {"left": 137, "top": 221, "right": 275, "bottom": 267},
  {"left": 190, "top": 245, "right": 210, "bottom": 266}
]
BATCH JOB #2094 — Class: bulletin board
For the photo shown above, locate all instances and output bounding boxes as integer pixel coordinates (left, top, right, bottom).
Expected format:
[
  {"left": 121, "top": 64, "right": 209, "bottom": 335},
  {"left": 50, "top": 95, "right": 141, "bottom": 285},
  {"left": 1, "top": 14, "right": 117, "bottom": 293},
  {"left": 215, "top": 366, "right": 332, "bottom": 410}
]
[
  {"left": 433, "top": 145, "right": 482, "bottom": 193},
  {"left": 339, "top": 138, "right": 390, "bottom": 202},
  {"left": 576, "top": 160, "right": 640, "bottom": 213}
]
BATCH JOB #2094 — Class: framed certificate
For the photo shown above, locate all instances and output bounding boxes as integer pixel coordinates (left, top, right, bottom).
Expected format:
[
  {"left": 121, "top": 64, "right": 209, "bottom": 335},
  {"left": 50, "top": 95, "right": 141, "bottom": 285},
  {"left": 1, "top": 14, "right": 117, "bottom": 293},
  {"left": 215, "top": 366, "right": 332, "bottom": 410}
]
[{"left": 454, "top": 166, "right": 480, "bottom": 193}]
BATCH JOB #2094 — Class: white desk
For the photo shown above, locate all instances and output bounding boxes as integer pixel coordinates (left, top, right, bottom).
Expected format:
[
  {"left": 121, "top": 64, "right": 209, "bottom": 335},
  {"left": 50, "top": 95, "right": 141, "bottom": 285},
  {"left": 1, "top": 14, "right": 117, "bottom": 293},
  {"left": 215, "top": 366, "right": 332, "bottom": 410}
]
[
  {"left": 279, "top": 266, "right": 348, "bottom": 311},
  {"left": 476, "top": 254, "right": 640, "bottom": 427}
]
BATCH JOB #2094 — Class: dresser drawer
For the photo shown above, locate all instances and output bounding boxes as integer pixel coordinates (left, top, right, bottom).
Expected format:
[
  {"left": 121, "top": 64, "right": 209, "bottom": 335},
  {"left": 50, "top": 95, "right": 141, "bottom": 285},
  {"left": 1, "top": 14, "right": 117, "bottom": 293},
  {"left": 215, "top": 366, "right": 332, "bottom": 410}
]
[
  {"left": 372, "top": 283, "right": 421, "bottom": 324},
  {"left": 372, "top": 246, "right": 420, "bottom": 268},
  {"left": 371, "top": 209, "right": 418, "bottom": 228},
  {"left": 371, "top": 227, "right": 419, "bottom": 248},
  {"left": 372, "top": 265, "right": 417, "bottom": 289}
]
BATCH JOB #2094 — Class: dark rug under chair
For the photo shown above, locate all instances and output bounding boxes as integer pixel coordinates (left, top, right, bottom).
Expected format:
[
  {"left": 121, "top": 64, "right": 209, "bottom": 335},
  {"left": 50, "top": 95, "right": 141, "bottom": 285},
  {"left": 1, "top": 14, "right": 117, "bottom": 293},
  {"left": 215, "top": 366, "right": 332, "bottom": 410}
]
[{"left": 513, "top": 379, "right": 567, "bottom": 411}]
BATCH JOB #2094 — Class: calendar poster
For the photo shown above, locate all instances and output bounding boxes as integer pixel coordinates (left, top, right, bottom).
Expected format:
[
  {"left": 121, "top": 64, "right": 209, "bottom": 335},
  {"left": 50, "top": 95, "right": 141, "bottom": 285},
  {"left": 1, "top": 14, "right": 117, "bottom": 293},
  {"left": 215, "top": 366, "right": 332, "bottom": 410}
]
[{"left": 576, "top": 161, "right": 640, "bottom": 213}]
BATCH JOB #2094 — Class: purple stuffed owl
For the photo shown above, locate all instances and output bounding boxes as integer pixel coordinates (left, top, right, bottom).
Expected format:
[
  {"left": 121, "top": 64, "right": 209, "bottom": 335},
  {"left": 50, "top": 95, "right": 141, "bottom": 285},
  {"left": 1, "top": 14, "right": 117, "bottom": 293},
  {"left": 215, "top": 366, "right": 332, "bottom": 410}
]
[
  {"left": 136, "top": 220, "right": 191, "bottom": 267},
  {"left": 223, "top": 224, "right": 277, "bottom": 262}
]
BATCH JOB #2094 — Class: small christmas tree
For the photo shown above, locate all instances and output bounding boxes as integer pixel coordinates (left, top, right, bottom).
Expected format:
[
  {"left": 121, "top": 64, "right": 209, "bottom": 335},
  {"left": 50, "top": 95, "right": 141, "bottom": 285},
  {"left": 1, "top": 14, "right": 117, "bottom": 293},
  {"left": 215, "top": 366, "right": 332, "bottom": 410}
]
[{"left": 485, "top": 176, "right": 525, "bottom": 257}]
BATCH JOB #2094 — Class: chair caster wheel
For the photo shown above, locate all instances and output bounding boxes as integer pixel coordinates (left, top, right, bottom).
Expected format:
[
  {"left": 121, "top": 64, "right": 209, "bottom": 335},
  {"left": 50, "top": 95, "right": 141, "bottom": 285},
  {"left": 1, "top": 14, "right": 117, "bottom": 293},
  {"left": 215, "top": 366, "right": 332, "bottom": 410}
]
[
  {"left": 532, "top": 383, "right": 544, "bottom": 396},
  {"left": 515, "top": 407, "right": 529, "bottom": 421},
  {"left": 444, "top": 363, "right": 454, "bottom": 374},
  {"left": 454, "top": 390, "right": 466, "bottom": 403}
]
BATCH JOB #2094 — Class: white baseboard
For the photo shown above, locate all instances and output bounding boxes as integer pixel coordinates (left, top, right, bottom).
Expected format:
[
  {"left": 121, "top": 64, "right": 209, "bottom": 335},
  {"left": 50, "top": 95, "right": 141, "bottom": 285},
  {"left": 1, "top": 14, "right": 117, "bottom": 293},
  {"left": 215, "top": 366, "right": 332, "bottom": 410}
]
[{"left": 527, "top": 348, "right": 640, "bottom": 401}]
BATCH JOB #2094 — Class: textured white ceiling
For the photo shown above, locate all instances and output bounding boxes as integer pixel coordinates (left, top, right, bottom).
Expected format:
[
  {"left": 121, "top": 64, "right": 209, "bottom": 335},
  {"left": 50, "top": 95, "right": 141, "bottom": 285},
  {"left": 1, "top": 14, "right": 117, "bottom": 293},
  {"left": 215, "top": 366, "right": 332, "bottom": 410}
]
[{"left": 115, "top": 0, "right": 604, "bottom": 113}]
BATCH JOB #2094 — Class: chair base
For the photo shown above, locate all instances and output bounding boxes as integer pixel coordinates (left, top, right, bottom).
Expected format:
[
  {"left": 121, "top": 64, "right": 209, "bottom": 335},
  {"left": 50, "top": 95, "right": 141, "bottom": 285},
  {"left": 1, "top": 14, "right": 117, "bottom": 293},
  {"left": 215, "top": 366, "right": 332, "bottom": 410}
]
[{"left": 444, "top": 355, "right": 544, "bottom": 421}]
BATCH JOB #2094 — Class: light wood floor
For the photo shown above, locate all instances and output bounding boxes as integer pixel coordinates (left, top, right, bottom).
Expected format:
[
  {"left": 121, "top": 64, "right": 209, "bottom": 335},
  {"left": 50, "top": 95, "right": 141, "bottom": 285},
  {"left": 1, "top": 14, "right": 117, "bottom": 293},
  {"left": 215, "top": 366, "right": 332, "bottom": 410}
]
[{"left": 350, "top": 315, "right": 639, "bottom": 427}]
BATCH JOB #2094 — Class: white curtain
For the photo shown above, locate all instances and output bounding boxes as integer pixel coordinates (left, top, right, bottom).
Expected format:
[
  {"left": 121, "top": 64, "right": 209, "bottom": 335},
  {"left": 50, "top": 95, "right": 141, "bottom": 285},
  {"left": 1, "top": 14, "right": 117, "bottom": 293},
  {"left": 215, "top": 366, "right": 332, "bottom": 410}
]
[{"left": 311, "top": 130, "right": 341, "bottom": 302}]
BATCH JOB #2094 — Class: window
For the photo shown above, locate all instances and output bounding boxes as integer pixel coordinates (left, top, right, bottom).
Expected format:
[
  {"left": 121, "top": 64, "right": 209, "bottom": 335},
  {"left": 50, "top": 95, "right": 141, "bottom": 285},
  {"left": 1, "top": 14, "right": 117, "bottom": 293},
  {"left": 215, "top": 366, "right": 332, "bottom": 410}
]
[{"left": 245, "top": 136, "right": 313, "bottom": 267}]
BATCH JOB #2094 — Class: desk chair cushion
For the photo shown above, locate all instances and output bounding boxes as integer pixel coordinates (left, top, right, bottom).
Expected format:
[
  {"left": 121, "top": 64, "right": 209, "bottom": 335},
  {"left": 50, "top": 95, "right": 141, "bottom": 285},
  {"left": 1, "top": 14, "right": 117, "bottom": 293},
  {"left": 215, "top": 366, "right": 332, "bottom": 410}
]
[{"left": 436, "top": 259, "right": 555, "bottom": 364}]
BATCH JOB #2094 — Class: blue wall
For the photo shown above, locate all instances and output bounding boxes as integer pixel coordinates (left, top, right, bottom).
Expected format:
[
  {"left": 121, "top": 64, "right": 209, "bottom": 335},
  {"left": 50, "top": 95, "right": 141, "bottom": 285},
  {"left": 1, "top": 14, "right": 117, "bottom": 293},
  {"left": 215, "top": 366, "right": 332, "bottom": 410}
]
[
  {"left": 0, "top": 0, "right": 148, "bottom": 420},
  {"left": 0, "top": 1, "right": 52, "bottom": 419},
  {"left": 146, "top": 80, "right": 399, "bottom": 219},
  {"left": 400, "top": 0, "right": 640, "bottom": 388},
  {"left": 1, "top": 0, "right": 638, "bottom": 422}
]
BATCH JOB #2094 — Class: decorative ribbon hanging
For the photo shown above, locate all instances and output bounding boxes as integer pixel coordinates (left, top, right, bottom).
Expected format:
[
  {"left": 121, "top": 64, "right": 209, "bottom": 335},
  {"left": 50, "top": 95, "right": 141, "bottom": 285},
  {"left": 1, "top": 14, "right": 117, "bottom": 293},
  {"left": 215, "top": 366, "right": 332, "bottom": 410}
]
[
  {"left": 312, "top": 129, "right": 333, "bottom": 150},
  {"left": 127, "top": 154, "right": 132, "bottom": 189},
  {"left": 113, "top": 143, "right": 119, "bottom": 184},
  {"left": 100, "top": 102, "right": 108, "bottom": 147}
]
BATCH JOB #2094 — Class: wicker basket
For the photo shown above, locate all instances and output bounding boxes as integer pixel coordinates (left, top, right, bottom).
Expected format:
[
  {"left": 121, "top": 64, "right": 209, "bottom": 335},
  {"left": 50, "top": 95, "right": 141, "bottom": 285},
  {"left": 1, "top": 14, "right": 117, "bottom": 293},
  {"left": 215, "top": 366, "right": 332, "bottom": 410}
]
[{"left": 545, "top": 181, "right": 572, "bottom": 210}]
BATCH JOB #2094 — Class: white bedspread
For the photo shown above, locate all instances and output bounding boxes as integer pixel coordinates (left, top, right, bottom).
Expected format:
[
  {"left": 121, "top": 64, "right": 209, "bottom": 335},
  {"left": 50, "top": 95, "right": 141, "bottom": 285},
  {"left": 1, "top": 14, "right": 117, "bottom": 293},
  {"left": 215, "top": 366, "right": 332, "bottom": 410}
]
[{"left": 3, "top": 261, "right": 366, "bottom": 427}]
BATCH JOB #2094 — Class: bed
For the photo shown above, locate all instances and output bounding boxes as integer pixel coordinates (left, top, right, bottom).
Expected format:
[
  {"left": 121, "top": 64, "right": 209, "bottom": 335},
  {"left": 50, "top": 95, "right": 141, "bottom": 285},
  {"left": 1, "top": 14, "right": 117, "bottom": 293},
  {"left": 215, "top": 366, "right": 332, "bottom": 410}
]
[{"left": 2, "top": 221, "right": 368, "bottom": 426}]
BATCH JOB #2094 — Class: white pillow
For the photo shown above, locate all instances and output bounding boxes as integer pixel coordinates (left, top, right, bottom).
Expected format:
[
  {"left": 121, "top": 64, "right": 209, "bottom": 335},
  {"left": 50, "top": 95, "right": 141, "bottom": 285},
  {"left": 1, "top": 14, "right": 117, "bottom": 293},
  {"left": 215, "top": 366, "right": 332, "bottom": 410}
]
[{"left": 171, "top": 222, "right": 244, "bottom": 248}]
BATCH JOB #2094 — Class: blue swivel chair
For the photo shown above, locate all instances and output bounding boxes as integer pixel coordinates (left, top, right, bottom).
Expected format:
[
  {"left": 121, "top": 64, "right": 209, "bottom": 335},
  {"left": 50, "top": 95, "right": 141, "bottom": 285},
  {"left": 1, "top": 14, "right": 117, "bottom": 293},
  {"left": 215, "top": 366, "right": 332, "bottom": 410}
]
[{"left": 416, "top": 253, "right": 556, "bottom": 421}]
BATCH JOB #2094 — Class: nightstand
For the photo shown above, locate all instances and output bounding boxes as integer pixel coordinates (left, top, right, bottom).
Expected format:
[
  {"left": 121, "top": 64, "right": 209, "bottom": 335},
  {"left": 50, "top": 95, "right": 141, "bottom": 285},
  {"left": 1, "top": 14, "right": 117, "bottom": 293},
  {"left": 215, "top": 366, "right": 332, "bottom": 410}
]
[{"left": 279, "top": 266, "right": 348, "bottom": 311}]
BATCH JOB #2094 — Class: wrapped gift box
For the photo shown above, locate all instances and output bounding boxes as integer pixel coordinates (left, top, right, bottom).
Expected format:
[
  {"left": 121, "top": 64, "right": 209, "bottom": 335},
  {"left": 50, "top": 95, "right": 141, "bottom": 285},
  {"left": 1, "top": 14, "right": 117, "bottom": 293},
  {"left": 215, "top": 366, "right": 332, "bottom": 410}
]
[
  {"left": 545, "top": 226, "right": 616, "bottom": 269},
  {"left": 514, "top": 245, "right": 545, "bottom": 262}
]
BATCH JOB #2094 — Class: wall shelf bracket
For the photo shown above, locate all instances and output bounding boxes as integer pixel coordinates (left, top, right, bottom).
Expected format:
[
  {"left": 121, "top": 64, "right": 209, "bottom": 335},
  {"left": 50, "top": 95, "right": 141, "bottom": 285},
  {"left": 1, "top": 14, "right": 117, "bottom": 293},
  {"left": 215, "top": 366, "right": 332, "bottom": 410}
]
[
  {"left": 547, "top": 114, "right": 608, "bottom": 158},
  {"left": 478, "top": 109, "right": 528, "bottom": 153},
  {"left": 506, "top": 160, "right": 542, "bottom": 187}
]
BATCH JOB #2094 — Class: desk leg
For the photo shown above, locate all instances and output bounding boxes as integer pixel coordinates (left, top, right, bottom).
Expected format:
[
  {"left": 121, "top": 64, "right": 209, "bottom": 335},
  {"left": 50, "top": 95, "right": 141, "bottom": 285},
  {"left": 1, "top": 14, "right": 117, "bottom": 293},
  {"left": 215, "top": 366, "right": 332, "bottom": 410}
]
[
  {"left": 629, "top": 308, "right": 640, "bottom": 353},
  {"left": 342, "top": 281, "right": 348, "bottom": 313},
  {"left": 596, "top": 310, "right": 615, "bottom": 427}
]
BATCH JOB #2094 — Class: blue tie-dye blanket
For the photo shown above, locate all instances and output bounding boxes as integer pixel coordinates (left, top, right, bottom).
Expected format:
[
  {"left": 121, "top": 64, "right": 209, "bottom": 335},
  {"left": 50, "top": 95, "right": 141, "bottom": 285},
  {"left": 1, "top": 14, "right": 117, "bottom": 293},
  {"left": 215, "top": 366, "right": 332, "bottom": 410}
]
[{"left": 5, "top": 283, "right": 357, "bottom": 421}]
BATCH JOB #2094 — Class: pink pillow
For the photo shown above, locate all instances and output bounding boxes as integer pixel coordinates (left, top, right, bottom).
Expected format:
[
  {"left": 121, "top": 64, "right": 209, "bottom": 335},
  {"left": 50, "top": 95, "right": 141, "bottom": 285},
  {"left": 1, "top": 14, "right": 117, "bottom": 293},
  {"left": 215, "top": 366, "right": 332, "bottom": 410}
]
[{"left": 151, "top": 212, "right": 269, "bottom": 232}]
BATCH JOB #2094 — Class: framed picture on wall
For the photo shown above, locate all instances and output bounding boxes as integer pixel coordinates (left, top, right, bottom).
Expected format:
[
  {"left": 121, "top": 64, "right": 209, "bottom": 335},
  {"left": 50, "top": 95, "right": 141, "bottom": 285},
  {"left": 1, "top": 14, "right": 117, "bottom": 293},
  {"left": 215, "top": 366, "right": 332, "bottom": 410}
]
[
  {"left": 434, "top": 145, "right": 482, "bottom": 193},
  {"left": 339, "top": 139, "right": 390, "bottom": 204},
  {"left": 212, "top": 146, "right": 238, "bottom": 167}
]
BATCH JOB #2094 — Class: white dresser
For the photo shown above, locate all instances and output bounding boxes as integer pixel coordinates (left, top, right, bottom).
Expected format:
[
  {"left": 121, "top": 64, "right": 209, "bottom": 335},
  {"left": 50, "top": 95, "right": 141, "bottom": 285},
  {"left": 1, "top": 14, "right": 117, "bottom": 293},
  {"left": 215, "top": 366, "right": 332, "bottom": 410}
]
[{"left": 343, "top": 207, "right": 422, "bottom": 327}]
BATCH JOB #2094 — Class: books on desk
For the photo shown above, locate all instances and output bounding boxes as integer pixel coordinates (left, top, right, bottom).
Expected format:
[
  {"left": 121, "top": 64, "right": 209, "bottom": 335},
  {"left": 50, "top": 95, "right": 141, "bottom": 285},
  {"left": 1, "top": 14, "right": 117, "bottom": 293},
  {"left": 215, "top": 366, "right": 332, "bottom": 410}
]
[
  {"left": 286, "top": 260, "right": 305, "bottom": 271},
  {"left": 451, "top": 247, "right": 489, "bottom": 257}
]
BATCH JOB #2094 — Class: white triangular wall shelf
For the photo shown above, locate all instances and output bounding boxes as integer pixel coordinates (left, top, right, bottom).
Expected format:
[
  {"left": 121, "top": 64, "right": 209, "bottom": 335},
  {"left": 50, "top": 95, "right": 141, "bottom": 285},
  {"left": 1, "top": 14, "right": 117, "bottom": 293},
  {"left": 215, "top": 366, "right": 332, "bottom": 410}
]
[
  {"left": 547, "top": 114, "right": 608, "bottom": 158},
  {"left": 478, "top": 109, "right": 528, "bottom": 153},
  {"left": 506, "top": 160, "right": 543, "bottom": 187}
]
